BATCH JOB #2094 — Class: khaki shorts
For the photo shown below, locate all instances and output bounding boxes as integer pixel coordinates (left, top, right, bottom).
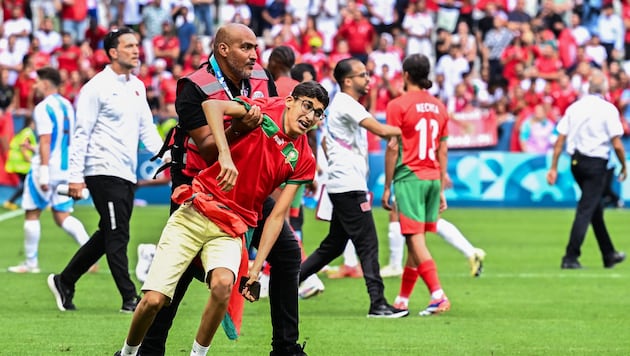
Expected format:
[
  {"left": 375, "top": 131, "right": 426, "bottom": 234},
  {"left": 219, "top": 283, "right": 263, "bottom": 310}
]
[{"left": 142, "top": 203, "right": 243, "bottom": 300}]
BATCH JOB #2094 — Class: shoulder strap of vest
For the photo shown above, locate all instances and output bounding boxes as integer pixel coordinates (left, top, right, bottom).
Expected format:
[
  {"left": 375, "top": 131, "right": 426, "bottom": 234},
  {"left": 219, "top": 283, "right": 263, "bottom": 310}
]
[{"left": 184, "top": 64, "right": 224, "bottom": 96}]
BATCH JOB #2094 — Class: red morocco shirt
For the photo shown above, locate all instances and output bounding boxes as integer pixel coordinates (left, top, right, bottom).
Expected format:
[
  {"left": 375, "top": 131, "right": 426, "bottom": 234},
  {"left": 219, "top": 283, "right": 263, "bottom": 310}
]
[
  {"left": 386, "top": 90, "right": 449, "bottom": 181},
  {"left": 193, "top": 96, "right": 316, "bottom": 227}
]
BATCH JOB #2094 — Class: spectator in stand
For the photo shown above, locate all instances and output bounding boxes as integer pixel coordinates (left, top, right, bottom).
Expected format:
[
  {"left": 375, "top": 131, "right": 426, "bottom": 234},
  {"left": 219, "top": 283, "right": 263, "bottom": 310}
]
[
  {"left": 269, "top": 12, "right": 302, "bottom": 51},
  {"left": 518, "top": 103, "right": 556, "bottom": 153},
  {"left": 554, "top": 18, "right": 578, "bottom": 70},
  {"left": 482, "top": 11, "right": 514, "bottom": 88},
  {"left": 149, "top": 58, "right": 171, "bottom": 115},
  {"left": 585, "top": 34, "right": 608, "bottom": 71},
  {"left": 0, "top": 35, "right": 24, "bottom": 86},
  {"left": 476, "top": 1, "right": 501, "bottom": 42},
  {"left": 366, "top": 0, "right": 398, "bottom": 34},
  {"left": 60, "top": 69, "right": 84, "bottom": 103},
  {"left": 28, "top": 37, "right": 52, "bottom": 70},
  {"left": 85, "top": 17, "right": 108, "bottom": 51},
  {"left": 501, "top": 35, "right": 532, "bottom": 88},
  {"left": 369, "top": 33, "right": 402, "bottom": 80},
  {"left": 34, "top": 17, "right": 63, "bottom": 56},
  {"left": 3, "top": 6, "right": 32, "bottom": 58},
  {"left": 54, "top": 32, "right": 83, "bottom": 76},
  {"left": 328, "top": 39, "right": 352, "bottom": 72},
  {"left": 190, "top": 0, "right": 213, "bottom": 37},
  {"left": 507, "top": 0, "right": 532, "bottom": 31},
  {"left": 550, "top": 73, "right": 578, "bottom": 116},
  {"left": 247, "top": 0, "right": 267, "bottom": 36},
  {"left": 286, "top": 0, "right": 310, "bottom": 31},
  {"left": 571, "top": 59, "right": 593, "bottom": 96},
  {"left": 119, "top": 0, "right": 144, "bottom": 30},
  {"left": 300, "top": 15, "right": 323, "bottom": 55},
  {"left": 158, "top": 63, "right": 182, "bottom": 120},
  {"left": 452, "top": 21, "right": 478, "bottom": 70},
  {"left": 570, "top": 12, "right": 592, "bottom": 47},
  {"left": 152, "top": 21, "right": 180, "bottom": 71},
  {"left": 368, "top": 63, "right": 403, "bottom": 117},
  {"left": 262, "top": 0, "right": 286, "bottom": 35},
  {"left": 141, "top": 0, "right": 172, "bottom": 67},
  {"left": 300, "top": 38, "right": 328, "bottom": 83},
  {"left": 12, "top": 55, "right": 37, "bottom": 121},
  {"left": 533, "top": 40, "right": 563, "bottom": 85},
  {"left": 176, "top": 7, "right": 197, "bottom": 65},
  {"left": 533, "top": 0, "right": 564, "bottom": 33},
  {"left": 402, "top": 0, "right": 434, "bottom": 65},
  {"left": 622, "top": 2, "right": 630, "bottom": 60},
  {"left": 222, "top": 0, "right": 252, "bottom": 26},
  {"left": 60, "top": 0, "right": 89, "bottom": 43},
  {"left": 310, "top": 0, "right": 339, "bottom": 54},
  {"left": 335, "top": 0, "right": 377, "bottom": 64},
  {"left": 435, "top": 43, "right": 470, "bottom": 101},
  {"left": 597, "top": 2, "right": 624, "bottom": 66},
  {"left": 435, "top": 0, "right": 461, "bottom": 34}
]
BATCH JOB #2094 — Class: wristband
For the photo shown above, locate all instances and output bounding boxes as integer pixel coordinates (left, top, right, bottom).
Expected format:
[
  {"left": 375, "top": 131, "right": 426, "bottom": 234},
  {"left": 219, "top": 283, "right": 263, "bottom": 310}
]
[{"left": 39, "top": 165, "right": 50, "bottom": 186}]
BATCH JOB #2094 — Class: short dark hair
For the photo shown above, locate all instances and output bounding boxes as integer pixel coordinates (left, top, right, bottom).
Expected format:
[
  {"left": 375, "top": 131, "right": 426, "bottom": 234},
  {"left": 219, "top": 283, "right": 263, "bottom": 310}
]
[
  {"left": 292, "top": 81, "right": 330, "bottom": 109},
  {"left": 103, "top": 27, "right": 135, "bottom": 58},
  {"left": 290, "top": 63, "right": 317, "bottom": 82},
  {"left": 333, "top": 58, "right": 361, "bottom": 86},
  {"left": 269, "top": 46, "right": 296, "bottom": 70},
  {"left": 402, "top": 54, "right": 432, "bottom": 89},
  {"left": 36, "top": 67, "right": 61, "bottom": 87}
]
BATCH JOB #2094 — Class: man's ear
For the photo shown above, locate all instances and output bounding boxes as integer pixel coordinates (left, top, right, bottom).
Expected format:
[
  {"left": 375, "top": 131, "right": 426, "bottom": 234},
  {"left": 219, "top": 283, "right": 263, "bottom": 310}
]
[{"left": 217, "top": 42, "right": 228, "bottom": 56}]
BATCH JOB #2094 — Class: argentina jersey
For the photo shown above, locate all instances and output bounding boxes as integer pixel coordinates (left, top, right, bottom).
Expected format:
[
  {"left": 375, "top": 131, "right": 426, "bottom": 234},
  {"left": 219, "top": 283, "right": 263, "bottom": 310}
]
[{"left": 31, "top": 94, "right": 75, "bottom": 179}]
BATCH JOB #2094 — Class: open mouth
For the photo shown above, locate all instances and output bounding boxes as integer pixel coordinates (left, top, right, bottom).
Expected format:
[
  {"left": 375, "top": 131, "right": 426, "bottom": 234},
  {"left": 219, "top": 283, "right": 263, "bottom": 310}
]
[{"left": 297, "top": 118, "right": 311, "bottom": 131}]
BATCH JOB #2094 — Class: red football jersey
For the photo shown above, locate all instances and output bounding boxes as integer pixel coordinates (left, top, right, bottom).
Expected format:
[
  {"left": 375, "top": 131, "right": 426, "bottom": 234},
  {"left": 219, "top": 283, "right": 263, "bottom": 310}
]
[
  {"left": 386, "top": 90, "right": 448, "bottom": 181},
  {"left": 193, "top": 97, "right": 316, "bottom": 227}
]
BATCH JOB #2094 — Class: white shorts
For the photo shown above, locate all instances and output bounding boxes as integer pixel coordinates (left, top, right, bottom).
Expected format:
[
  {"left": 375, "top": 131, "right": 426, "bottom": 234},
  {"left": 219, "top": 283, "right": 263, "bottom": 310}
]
[
  {"left": 21, "top": 172, "right": 74, "bottom": 212},
  {"left": 142, "top": 203, "right": 243, "bottom": 300}
]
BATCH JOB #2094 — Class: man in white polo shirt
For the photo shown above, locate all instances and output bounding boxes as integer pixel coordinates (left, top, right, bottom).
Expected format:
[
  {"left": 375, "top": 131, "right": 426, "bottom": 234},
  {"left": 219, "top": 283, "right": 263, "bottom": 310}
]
[{"left": 547, "top": 69, "right": 627, "bottom": 270}]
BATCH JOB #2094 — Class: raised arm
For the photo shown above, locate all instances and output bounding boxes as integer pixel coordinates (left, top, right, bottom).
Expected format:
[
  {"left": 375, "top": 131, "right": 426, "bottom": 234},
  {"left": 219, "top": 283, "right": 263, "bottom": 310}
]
[{"left": 200, "top": 99, "right": 252, "bottom": 191}]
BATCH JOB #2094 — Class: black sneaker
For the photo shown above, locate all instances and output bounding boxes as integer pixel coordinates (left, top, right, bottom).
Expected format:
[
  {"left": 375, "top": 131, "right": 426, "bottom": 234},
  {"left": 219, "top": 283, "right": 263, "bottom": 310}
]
[
  {"left": 113, "top": 352, "right": 121, "bottom": 356},
  {"left": 121, "top": 295, "right": 140, "bottom": 313},
  {"left": 47, "top": 274, "right": 76, "bottom": 311},
  {"left": 367, "top": 304, "right": 409, "bottom": 318},
  {"left": 604, "top": 251, "right": 626, "bottom": 268},
  {"left": 269, "top": 342, "right": 307, "bottom": 356},
  {"left": 561, "top": 259, "right": 582, "bottom": 269}
]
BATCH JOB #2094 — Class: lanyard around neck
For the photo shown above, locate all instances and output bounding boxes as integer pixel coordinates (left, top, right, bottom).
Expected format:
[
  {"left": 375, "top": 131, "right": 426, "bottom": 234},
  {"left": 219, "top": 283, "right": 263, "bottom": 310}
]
[{"left": 209, "top": 54, "right": 249, "bottom": 100}]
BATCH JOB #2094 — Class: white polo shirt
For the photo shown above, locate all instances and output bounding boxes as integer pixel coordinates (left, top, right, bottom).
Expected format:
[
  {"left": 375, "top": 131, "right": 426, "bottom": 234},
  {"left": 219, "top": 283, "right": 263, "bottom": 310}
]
[
  {"left": 556, "top": 94, "right": 623, "bottom": 160},
  {"left": 69, "top": 65, "right": 163, "bottom": 184},
  {"left": 324, "top": 92, "right": 370, "bottom": 193}
]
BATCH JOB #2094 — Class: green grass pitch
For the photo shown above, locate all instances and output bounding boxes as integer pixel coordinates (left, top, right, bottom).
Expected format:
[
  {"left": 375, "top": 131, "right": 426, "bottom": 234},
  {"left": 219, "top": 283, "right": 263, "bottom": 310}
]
[{"left": 1, "top": 205, "right": 629, "bottom": 355}]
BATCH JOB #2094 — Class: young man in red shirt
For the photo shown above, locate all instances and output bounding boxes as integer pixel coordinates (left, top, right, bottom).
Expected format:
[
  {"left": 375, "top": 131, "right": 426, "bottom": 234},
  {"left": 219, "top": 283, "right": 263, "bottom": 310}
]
[
  {"left": 116, "top": 81, "right": 328, "bottom": 356},
  {"left": 382, "top": 53, "right": 451, "bottom": 316}
]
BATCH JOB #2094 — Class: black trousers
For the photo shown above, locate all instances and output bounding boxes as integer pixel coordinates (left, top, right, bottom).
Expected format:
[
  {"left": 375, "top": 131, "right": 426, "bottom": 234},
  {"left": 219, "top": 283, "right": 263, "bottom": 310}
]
[
  {"left": 59, "top": 175, "right": 138, "bottom": 302},
  {"left": 299, "top": 191, "right": 387, "bottom": 308},
  {"left": 565, "top": 152, "right": 617, "bottom": 261},
  {"left": 140, "top": 190, "right": 302, "bottom": 355}
]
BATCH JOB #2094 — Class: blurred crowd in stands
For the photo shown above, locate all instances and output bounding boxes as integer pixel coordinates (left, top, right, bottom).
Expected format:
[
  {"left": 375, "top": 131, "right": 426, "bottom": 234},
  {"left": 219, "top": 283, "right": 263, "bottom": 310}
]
[{"left": 3, "top": 0, "right": 630, "bottom": 155}]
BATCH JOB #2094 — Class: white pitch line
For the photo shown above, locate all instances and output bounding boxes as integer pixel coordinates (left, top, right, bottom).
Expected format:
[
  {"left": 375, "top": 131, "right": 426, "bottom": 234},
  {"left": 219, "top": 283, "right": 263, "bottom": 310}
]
[
  {"left": 0, "top": 209, "right": 23, "bottom": 222},
  {"left": 440, "top": 272, "right": 626, "bottom": 279}
]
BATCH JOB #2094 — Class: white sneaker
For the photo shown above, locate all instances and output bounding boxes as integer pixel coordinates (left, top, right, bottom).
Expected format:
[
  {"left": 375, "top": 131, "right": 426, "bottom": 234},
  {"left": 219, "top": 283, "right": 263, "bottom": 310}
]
[
  {"left": 380, "top": 264, "right": 403, "bottom": 278},
  {"left": 135, "top": 243, "right": 156, "bottom": 283},
  {"left": 8, "top": 261, "right": 40, "bottom": 273},
  {"left": 258, "top": 272, "right": 270, "bottom": 299},
  {"left": 298, "top": 274, "right": 325, "bottom": 299},
  {"left": 469, "top": 248, "right": 486, "bottom": 277}
]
